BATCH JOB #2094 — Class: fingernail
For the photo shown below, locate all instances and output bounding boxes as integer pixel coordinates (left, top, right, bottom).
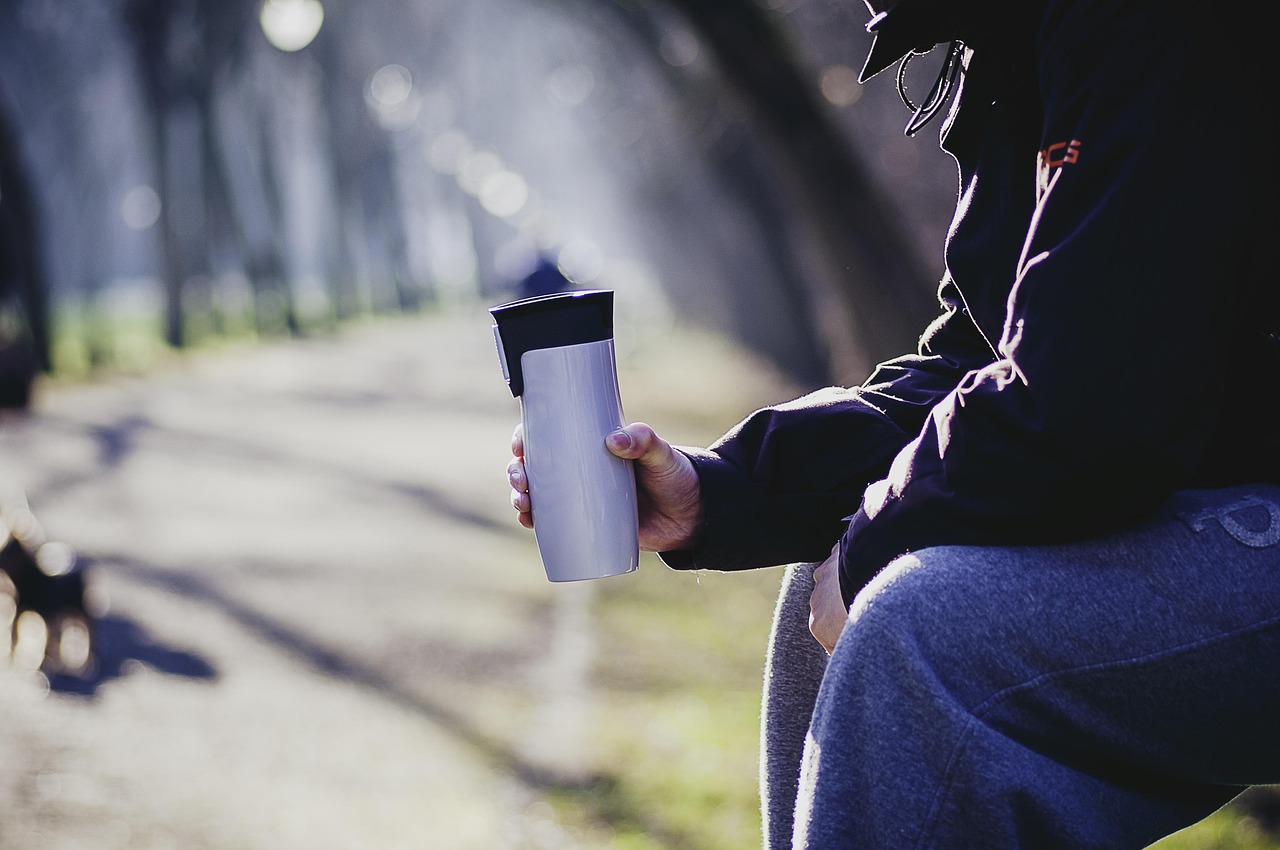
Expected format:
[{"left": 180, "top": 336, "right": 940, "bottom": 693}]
[{"left": 606, "top": 429, "right": 632, "bottom": 451}]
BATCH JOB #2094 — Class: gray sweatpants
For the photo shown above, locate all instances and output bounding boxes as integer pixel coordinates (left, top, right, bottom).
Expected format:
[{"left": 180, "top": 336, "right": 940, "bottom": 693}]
[{"left": 759, "top": 484, "right": 1280, "bottom": 849}]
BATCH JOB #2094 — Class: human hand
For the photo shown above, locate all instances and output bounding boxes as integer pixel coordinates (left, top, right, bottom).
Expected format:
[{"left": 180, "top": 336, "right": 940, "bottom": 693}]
[
  {"left": 507, "top": 421, "right": 703, "bottom": 552},
  {"left": 603, "top": 422, "right": 702, "bottom": 552},
  {"left": 507, "top": 423, "right": 537, "bottom": 531},
  {"left": 809, "top": 545, "right": 849, "bottom": 654}
]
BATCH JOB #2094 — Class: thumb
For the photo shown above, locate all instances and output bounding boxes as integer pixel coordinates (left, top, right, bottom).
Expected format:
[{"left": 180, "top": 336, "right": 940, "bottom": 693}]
[{"left": 606, "top": 423, "right": 679, "bottom": 472}]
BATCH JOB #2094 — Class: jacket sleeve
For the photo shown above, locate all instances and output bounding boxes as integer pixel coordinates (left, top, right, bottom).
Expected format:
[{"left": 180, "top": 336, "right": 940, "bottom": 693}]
[
  {"left": 836, "top": 1, "right": 1260, "bottom": 604},
  {"left": 660, "top": 275, "right": 995, "bottom": 571}
]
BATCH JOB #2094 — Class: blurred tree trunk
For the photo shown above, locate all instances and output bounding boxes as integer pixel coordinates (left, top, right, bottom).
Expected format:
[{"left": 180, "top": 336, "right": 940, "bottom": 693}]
[
  {"left": 0, "top": 107, "right": 52, "bottom": 373},
  {"left": 202, "top": 0, "right": 302, "bottom": 337},
  {"left": 128, "top": 0, "right": 302, "bottom": 348},
  {"left": 625, "top": 0, "right": 937, "bottom": 382},
  {"left": 311, "top": 6, "right": 375, "bottom": 321},
  {"left": 128, "top": 0, "right": 199, "bottom": 349},
  {"left": 312, "top": 3, "right": 419, "bottom": 319}
]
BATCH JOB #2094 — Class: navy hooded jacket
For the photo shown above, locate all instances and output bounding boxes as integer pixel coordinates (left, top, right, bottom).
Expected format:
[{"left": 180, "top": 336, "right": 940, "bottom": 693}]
[{"left": 661, "top": 0, "right": 1280, "bottom": 605}]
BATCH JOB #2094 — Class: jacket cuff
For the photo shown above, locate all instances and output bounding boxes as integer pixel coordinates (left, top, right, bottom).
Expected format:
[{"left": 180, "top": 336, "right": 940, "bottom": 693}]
[
  {"left": 657, "top": 447, "right": 772, "bottom": 571},
  {"left": 837, "top": 506, "right": 874, "bottom": 607}
]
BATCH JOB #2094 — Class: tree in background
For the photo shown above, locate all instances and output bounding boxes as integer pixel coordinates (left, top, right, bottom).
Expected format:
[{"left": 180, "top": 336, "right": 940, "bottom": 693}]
[
  {"left": 0, "top": 106, "right": 51, "bottom": 406},
  {"left": 0, "top": 0, "right": 944, "bottom": 384}
]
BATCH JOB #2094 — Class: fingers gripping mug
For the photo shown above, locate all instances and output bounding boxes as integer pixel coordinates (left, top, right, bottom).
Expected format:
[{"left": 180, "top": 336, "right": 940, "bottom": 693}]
[{"left": 490, "top": 289, "right": 639, "bottom": 582}]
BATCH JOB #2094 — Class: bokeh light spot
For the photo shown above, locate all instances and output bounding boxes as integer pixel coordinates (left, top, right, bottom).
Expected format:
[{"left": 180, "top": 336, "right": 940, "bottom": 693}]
[
  {"left": 121, "top": 185, "right": 161, "bottom": 231},
  {"left": 659, "top": 30, "right": 700, "bottom": 67},
  {"left": 820, "top": 64, "right": 863, "bottom": 107},
  {"left": 369, "top": 64, "right": 412, "bottom": 108},
  {"left": 14, "top": 610, "right": 48, "bottom": 672},
  {"left": 479, "top": 170, "right": 529, "bottom": 218},
  {"left": 557, "top": 240, "right": 604, "bottom": 285},
  {"left": 457, "top": 150, "right": 502, "bottom": 196},
  {"left": 35, "top": 541, "right": 76, "bottom": 577},
  {"left": 366, "top": 64, "right": 419, "bottom": 130},
  {"left": 546, "top": 64, "right": 595, "bottom": 107},
  {"left": 259, "top": 0, "right": 325, "bottom": 52}
]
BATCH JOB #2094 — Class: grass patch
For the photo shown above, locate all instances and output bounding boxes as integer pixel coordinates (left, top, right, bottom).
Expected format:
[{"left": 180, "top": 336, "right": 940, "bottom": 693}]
[
  {"left": 587, "top": 563, "right": 784, "bottom": 850},
  {"left": 1150, "top": 789, "right": 1280, "bottom": 850}
]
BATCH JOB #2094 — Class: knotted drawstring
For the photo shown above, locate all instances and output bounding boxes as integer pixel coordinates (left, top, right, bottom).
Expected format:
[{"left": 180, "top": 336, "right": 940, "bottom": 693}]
[{"left": 896, "top": 40, "right": 964, "bottom": 136}]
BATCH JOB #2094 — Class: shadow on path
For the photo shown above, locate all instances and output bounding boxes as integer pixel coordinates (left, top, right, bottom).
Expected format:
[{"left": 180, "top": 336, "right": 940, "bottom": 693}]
[
  {"left": 96, "top": 552, "right": 699, "bottom": 849},
  {"left": 48, "top": 611, "right": 218, "bottom": 697},
  {"left": 29, "top": 411, "right": 516, "bottom": 539}
]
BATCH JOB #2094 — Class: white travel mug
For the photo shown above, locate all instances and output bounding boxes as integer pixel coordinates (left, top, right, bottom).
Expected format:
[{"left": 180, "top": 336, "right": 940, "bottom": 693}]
[{"left": 490, "top": 289, "right": 639, "bottom": 582}]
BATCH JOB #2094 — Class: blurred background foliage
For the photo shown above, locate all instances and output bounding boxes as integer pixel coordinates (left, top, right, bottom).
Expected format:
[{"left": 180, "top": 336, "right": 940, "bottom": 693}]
[
  {"left": 0, "top": 0, "right": 961, "bottom": 397},
  {"left": 0, "top": 1, "right": 1274, "bottom": 848}
]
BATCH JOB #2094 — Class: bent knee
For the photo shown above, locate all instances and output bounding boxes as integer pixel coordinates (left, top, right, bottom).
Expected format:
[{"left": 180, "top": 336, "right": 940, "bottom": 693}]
[
  {"left": 846, "top": 546, "right": 985, "bottom": 639},
  {"left": 838, "top": 546, "right": 1032, "bottom": 702}
]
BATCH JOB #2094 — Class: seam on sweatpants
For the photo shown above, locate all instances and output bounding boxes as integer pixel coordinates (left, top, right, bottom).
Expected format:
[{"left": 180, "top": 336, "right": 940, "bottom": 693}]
[{"left": 913, "top": 611, "right": 1280, "bottom": 850}]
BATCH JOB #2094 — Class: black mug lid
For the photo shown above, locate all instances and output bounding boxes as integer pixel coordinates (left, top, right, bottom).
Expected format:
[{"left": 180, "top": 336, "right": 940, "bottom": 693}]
[{"left": 489, "top": 289, "right": 614, "bottom": 397}]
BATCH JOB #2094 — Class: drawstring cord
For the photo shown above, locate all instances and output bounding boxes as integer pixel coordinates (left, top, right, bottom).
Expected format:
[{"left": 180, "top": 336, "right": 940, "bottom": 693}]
[{"left": 896, "top": 40, "right": 964, "bottom": 137}]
